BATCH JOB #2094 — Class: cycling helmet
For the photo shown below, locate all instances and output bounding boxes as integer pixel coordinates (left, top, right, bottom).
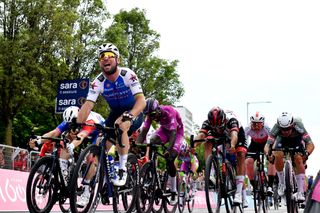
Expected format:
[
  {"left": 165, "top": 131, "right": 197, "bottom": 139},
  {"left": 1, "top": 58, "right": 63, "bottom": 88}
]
[
  {"left": 63, "top": 106, "right": 79, "bottom": 123},
  {"left": 277, "top": 112, "right": 294, "bottom": 128},
  {"left": 143, "top": 98, "right": 159, "bottom": 115},
  {"left": 98, "top": 43, "right": 120, "bottom": 58},
  {"left": 250, "top": 112, "right": 265, "bottom": 123},
  {"left": 208, "top": 107, "right": 226, "bottom": 128}
]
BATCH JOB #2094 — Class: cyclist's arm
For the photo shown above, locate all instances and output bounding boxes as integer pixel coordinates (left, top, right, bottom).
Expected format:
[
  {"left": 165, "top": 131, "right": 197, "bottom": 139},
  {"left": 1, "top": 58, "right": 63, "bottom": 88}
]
[
  {"left": 130, "top": 94, "right": 146, "bottom": 118},
  {"left": 230, "top": 130, "right": 238, "bottom": 148},
  {"left": 137, "top": 127, "right": 149, "bottom": 144},
  {"left": 194, "top": 132, "right": 206, "bottom": 147},
  {"left": 77, "top": 101, "right": 94, "bottom": 123}
]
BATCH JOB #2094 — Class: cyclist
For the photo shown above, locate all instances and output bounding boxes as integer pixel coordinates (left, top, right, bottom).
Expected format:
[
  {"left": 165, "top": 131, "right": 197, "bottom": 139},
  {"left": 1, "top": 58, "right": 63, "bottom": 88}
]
[
  {"left": 137, "top": 98, "right": 184, "bottom": 205},
  {"left": 29, "top": 106, "right": 105, "bottom": 185},
  {"left": 245, "top": 112, "right": 276, "bottom": 197},
  {"left": 175, "top": 141, "right": 199, "bottom": 179},
  {"left": 77, "top": 43, "right": 146, "bottom": 188},
  {"left": 264, "top": 112, "right": 315, "bottom": 202},
  {"left": 194, "top": 107, "right": 248, "bottom": 205}
]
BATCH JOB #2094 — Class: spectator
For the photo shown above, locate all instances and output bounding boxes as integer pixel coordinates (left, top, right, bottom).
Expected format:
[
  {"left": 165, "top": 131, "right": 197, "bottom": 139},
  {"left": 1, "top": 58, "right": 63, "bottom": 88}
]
[{"left": 13, "top": 150, "right": 28, "bottom": 171}]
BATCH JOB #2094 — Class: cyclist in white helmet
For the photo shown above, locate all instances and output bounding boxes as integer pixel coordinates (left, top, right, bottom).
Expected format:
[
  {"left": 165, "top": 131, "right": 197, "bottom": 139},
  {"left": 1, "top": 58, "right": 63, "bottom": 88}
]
[
  {"left": 77, "top": 42, "right": 146, "bottom": 195},
  {"left": 245, "top": 112, "right": 276, "bottom": 207},
  {"left": 29, "top": 106, "right": 105, "bottom": 188},
  {"left": 264, "top": 112, "right": 315, "bottom": 202}
]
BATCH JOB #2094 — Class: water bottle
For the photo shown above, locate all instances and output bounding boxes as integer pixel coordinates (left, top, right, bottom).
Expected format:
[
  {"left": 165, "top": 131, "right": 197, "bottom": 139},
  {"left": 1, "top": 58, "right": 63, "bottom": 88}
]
[{"left": 107, "top": 155, "right": 115, "bottom": 178}]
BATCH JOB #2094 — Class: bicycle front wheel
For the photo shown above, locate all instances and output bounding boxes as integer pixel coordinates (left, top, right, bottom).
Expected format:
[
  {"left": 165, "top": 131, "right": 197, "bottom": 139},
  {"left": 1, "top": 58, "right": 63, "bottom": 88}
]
[
  {"left": 253, "top": 171, "right": 267, "bottom": 213},
  {"left": 69, "top": 144, "right": 104, "bottom": 213},
  {"left": 136, "top": 161, "right": 155, "bottom": 213},
  {"left": 205, "top": 154, "right": 221, "bottom": 213},
  {"left": 26, "top": 156, "right": 57, "bottom": 213},
  {"left": 284, "top": 160, "right": 298, "bottom": 213},
  {"left": 177, "top": 177, "right": 186, "bottom": 213},
  {"left": 187, "top": 173, "right": 195, "bottom": 213},
  {"left": 112, "top": 153, "right": 139, "bottom": 213}
]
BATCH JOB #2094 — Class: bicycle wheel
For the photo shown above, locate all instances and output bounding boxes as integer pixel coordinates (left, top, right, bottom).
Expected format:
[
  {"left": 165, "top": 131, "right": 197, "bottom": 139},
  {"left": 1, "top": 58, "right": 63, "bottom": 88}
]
[
  {"left": 273, "top": 183, "right": 279, "bottom": 210},
  {"left": 163, "top": 172, "right": 178, "bottom": 213},
  {"left": 177, "top": 176, "right": 186, "bottom": 213},
  {"left": 152, "top": 169, "right": 165, "bottom": 213},
  {"left": 225, "top": 161, "right": 241, "bottom": 213},
  {"left": 113, "top": 153, "right": 139, "bottom": 213},
  {"left": 136, "top": 161, "right": 155, "bottom": 213},
  {"left": 69, "top": 144, "right": 104, "bottom": 213},
  {"left": 26, "top": 156, "right": 57, "bottom": 213},
  {"left": 205, "top": 154, "right": 221, "bottom": 213},
  {"left": 187, "top": 173, "right": 195, "bottom": 213},
  {"left": 284, "top": 160, "right": 298, "bottom": 213},
  {"left": 253, "top": 171, "right": 267, "bottom": 213}
]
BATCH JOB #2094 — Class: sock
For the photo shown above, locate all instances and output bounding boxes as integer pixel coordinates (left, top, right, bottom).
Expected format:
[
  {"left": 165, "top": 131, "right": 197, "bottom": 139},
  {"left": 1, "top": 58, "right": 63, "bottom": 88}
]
[
  {"left": 119, "top": 154, "right": 128, "bottom": 171},
  {"left": 277, "top": 171, "right": 284, "bottom": 185},
  {"left": 268, "top": 175, "right": 275, "bottom": 188},
  {"left": 169, "top": 176, "right": 177, "bottom": 193},
  {"left": 296, "top": 174, "right": 305, "bottom": 193},
  {"left": 242, "top": 189, "right": 247, "bottom": 200},
  {"left": 59, "top": 159, "right": 69, "bottom": 184},
  {"left": 236, "top": 176, "right": 244, "bottom": 194}
]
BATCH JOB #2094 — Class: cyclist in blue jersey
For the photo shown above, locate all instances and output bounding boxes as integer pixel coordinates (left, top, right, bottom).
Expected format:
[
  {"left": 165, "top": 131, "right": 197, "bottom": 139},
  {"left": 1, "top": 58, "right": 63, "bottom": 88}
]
[
  {"left": 29, "top": 106, "right": 105, "bottom": 186},
  {"left": 77, "top": 43, "right": 146, "bottom": 192}
]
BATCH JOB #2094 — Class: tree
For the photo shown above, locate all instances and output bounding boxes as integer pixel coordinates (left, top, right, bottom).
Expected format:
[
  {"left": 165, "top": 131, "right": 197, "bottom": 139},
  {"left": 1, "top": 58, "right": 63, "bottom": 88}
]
[
  {"left": 0, "top": 0, "right": 107, "bottom": 146},
  {"left": 103, "top": 8, "right": 184, "bottom": 104}
]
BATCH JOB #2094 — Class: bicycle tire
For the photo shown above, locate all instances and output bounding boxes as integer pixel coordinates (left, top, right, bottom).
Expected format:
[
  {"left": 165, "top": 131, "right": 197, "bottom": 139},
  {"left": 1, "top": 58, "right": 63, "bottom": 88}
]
[
  {"left": 187, "top": 173, "right": 195, "bottom": 213},
  {"left": 69, "top": 144, "right": 104, "bottom": 213},
  {"left": 285, "top": 160, "right": 294, "bottom": 213},
  {"left": 225, "top": 161, "right": 241, "bottom": 213},
  {"left": 273, "top": 183, "right": 279, "bottom": 210},
  {"left": 136, "top": 161, "right": 155, "bottom": 213},
  {"left": 163, "top": 172, "right": 178, "bottom": 213},
  {"left": 177, "top": 176, "right": 186, "bottom": 213},
  {"left": 26, "top": 156, "right": 57, "bottom": 213},
  {"left": 253, "top": 171, "right": 268, "bottom": 213},
  {"left": 112, "top": 153, "right": 139, "bottom": 213},
  {"left": 205, "top": 154, "right": 221, "bottom": 213}
]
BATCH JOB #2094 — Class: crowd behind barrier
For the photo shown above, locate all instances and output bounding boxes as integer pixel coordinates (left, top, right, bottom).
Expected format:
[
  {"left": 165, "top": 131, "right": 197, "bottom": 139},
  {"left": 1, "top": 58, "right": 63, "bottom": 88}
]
[{"left": 0, "top": 144, "right": 42, "bottom": 172}]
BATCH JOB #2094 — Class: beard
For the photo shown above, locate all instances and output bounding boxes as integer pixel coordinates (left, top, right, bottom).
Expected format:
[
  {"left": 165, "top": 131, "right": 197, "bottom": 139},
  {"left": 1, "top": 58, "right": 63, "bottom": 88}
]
[{"left": 104, "top": 65, "right": 117, "bottom": 75}]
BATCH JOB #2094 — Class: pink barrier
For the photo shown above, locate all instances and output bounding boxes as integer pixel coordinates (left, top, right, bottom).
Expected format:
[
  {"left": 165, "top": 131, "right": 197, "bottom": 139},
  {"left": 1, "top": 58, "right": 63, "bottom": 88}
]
[{"left": 0, "top": 168, "right": 207, "bottom": 211}]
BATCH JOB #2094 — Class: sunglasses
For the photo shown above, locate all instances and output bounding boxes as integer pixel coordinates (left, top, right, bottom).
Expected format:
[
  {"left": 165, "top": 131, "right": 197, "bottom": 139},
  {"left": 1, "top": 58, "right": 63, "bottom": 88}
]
[
  {"left": 148, "top": 111, "right": 157, "bottom": 118},
  {"left": 99, "top": 52, "right": 116, "bottom": 61}
]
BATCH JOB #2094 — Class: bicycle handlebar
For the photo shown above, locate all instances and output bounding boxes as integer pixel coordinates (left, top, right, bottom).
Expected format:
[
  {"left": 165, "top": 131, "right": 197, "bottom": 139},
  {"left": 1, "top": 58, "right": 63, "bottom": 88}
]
[{"left": 190, "top": 135, "right": 228, "bottom": 148}]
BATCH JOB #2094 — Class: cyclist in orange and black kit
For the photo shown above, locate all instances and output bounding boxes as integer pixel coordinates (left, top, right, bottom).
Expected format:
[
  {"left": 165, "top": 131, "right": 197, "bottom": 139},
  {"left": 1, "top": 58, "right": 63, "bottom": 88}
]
[
  {"left": 264, "top": 112, "right": 315, "bottom": 202},
  {"left": 194, "top": 107, "right": 248, "bottom": 205}
]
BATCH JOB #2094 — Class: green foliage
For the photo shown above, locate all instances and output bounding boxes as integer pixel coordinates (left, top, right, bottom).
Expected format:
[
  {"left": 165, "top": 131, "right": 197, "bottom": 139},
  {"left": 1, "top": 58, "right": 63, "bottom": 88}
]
[{"left": 103, "top": 8, "right": 184, "bottom": 105}]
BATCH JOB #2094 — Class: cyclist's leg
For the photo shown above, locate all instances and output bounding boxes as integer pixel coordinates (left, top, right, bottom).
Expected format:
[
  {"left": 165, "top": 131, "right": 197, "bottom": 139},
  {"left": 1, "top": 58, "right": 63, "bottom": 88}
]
[
  {"left": 234, "top": 141, "right": 247, "bottom": 204},
  {"left": 274, "top": 137, "right": 285, "bottom": 196},
  {"left": 294, "top": 152, "right": 306, "bottom": 201}
]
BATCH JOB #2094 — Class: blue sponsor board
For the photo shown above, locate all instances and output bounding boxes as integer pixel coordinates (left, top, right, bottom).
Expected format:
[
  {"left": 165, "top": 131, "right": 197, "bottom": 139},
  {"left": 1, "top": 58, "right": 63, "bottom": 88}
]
[{"left": 56, "top": 79, "right": 89, "bottom": 113}]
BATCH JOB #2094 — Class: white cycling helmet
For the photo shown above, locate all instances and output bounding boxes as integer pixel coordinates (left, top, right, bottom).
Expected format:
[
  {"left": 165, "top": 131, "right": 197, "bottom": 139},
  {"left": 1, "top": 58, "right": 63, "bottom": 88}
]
[
  {"left": 63, "top": 106, "right": 79, "bottom": 123},
  {"left": 250, "top": 112, "right": 265, "bottom": 123},
  {"left": 97, "top": 43, "right": 120, "bottom": 58},
  {"left": 277, "top": 112, "right": 294, "bottom": 128}
]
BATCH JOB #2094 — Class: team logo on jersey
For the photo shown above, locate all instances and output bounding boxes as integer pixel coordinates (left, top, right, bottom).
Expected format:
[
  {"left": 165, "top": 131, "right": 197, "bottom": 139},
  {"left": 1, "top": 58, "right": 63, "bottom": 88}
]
[
  {"left": 91, "top": 82, "right": 98, "bottom": 89},
  {"left": 130, "top": 74, "right": 137, "bottom": 82}
]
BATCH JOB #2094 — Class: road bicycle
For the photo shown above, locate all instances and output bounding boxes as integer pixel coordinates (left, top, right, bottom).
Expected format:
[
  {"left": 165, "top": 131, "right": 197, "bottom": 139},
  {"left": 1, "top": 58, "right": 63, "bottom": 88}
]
[
  {"left": 136, "top": 143, "right": 179, "bottom": 213},
  {"left": 69, "top": 123, "right": 139, "bottom": 213},
  {"left": 246, "top": 152, "right": 269, "bottom": 213},
  {"left": 273, "top": 146, "right": 306, "bottom": 213},
  {"left": 190, "top": 135, "right": 242, "bottom": 213},
  {"left": 177, "top": 169, "right": 196, "bottom": 213},
  {"left": 26, "top": 131, "right": 75, "bottom": 213}
]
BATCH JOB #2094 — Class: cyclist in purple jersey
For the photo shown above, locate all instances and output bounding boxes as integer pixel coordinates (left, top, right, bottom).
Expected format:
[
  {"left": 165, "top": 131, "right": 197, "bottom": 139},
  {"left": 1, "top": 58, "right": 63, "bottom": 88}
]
[
  {"left": 77, "top": 43, "right": 146, "bottom": 190},
  {"left": 137, "top": 98, "right": 184, "bottom": 204},
  {"left": 245, "top": 112, "right": 276, "bottom": 197},
  {"left": 264, "top": 112, "right": 315, "bottom": 202}
]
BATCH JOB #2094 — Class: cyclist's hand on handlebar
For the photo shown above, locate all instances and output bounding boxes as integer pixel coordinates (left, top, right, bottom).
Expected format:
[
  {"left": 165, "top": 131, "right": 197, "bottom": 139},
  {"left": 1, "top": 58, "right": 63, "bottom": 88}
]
[
  {"left": 190, "top": 148, "right": 196, "bottom": 155},
  {"left": 121, "top": 111, "right": 134, "bottom": 122},
  {"left": 29, "top": 139, "right": 36, "bottom": 149}
]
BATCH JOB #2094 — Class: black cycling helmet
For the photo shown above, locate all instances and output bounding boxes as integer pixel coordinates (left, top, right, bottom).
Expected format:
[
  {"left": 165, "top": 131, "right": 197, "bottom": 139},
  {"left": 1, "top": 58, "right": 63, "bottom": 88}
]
[
  {"left": 208, "top": 107, "right": 226, "bottom": 128},
  {"left": 143, "top": 98, "right": 159, "bottom": 115}
]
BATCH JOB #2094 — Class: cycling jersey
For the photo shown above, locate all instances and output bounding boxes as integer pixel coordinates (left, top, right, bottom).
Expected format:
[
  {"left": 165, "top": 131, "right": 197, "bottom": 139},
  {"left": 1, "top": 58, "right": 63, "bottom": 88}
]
[
  {"left": 199, "top": 110, "right": 247, "bottom": 149},
  {"left": 245, "top": 125, "right": 270, "bottom": 144},
  {"left": 175, "top": 152, "right": 199, "bottom": 173},
  {"left": 267, "top": 118, "right": 312, "bottom": 146},
  {"left": 39, "top": 112, "right": 105, "bottom": 157},
  {"left": 143, "top": 105, "right": 184, "bottom": 152},
  {"left": 86, "top": 68, "right": 143, "bottom": 112}
]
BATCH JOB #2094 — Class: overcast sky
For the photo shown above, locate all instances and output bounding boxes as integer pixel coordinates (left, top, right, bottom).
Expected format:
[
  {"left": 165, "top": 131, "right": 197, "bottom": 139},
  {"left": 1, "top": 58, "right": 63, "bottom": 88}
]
[{"left": 106, "top": 0, "right": 320, "bottom": 176}]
